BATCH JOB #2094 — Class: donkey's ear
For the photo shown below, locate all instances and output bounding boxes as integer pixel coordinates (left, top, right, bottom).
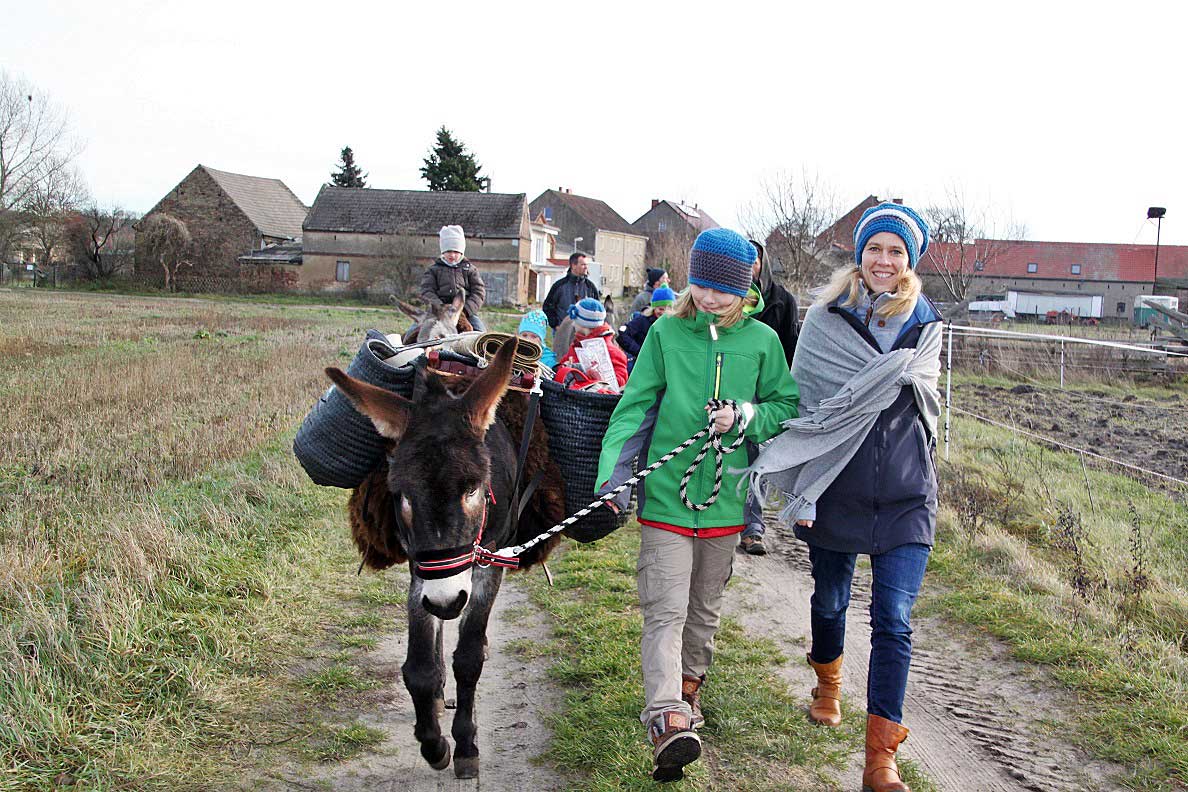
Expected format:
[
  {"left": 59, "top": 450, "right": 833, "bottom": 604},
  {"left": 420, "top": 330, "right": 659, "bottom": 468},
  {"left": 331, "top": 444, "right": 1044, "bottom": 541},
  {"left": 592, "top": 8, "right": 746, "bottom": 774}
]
[
  {"left": 326, "top": 367, "right": 411, "bottom": 440},
  {"left": 391, "top": 297, "right": 421, "bottom": 321},
  {"left": 461, "top": 338, "right": 517, "bottom": 432}
]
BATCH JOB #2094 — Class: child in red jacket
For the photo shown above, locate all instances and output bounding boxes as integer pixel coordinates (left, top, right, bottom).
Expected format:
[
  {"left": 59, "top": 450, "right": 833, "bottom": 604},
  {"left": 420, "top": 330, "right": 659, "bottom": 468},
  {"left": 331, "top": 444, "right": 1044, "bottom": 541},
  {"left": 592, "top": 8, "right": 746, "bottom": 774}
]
[{"left": 554, "top": 297, "right": 629, "bottom": 392}]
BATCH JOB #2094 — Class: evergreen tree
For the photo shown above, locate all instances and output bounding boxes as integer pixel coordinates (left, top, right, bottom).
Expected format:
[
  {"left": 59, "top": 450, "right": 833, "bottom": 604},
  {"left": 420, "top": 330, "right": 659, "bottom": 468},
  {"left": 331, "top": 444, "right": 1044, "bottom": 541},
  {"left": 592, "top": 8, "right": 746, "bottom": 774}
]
[
  {"left": 420, "top": 127, "right": 489, "bottom": 192},
  {"left": 330, "top": 146, "right": 368, "bottom": 188}
]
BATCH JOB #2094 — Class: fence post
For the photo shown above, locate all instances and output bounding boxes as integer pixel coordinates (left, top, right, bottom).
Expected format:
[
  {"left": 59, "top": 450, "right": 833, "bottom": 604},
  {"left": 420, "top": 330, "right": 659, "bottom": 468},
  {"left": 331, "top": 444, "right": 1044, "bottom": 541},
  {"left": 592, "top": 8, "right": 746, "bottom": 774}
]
[
  {"left": 944, "top": 322, "right": 953, "bottom": 460},
  {"left": 1060, "top": 339, "right": 1066, "bottom": 389}
]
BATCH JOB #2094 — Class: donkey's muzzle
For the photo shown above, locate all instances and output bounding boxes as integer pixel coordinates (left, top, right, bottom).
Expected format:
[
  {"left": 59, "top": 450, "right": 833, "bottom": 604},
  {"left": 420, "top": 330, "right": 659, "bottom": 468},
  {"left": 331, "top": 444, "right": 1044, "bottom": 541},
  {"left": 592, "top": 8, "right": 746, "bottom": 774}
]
[{"left": 422, "top": 589, "right": 468, "bottom": 620}]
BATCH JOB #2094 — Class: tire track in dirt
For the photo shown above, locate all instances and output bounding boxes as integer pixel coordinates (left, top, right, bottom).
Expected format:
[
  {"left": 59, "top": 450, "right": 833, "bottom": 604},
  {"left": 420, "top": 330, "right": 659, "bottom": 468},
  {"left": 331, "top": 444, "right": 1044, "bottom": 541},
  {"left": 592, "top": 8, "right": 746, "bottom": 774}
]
[
  {"left": 726, "top": 517, "right": 1129, "bottom": 792},
  {"left": 264, "top": 579, "right": 567, "bottom": 792}
]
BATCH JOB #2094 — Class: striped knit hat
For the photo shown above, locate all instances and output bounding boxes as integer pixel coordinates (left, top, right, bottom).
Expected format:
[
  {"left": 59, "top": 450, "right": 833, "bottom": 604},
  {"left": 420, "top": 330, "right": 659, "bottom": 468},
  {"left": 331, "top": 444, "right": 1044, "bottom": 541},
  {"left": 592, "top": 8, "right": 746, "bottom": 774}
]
[
  {"left": 688, "top": 228, "right": 756, "bottom": 298},
  {"left": 650, "top": 285, "right": 676, "bottom": 307},
  {"left": 568, "top": 297, "right": 607, "bottom": 329},
  {"left": 853, "top": 203, "right": 930, "bottom": 269}
]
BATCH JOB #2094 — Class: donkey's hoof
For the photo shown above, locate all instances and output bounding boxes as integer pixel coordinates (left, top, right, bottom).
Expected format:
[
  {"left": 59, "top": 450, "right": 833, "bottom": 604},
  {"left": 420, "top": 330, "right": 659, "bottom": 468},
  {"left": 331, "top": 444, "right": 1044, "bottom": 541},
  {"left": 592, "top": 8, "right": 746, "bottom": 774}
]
[
  {"left": 454, "top": 755, "right": 480, "bottom": 779},
  {"left": 424, "top": 739, "right": 451, "bottom": 770}
]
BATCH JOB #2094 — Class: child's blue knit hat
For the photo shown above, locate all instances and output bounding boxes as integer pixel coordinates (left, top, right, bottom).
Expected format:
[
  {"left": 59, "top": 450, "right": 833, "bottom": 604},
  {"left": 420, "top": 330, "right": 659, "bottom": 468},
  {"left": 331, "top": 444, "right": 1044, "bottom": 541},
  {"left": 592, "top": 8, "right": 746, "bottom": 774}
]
[
  {"left": 688, "top": 228, "right": 756, "bottom": 298},
  {"left": 517, "top": 309, "right": 549, "bottom": 341},
  {"left": 650, "top": 285, "right": 676, "bottom": 306},
  {"left": 568, "top": 297, "right": 606, "bottom": 329},
  {"left": 853, "top": 203, "right": 930, "bottom": 269}
]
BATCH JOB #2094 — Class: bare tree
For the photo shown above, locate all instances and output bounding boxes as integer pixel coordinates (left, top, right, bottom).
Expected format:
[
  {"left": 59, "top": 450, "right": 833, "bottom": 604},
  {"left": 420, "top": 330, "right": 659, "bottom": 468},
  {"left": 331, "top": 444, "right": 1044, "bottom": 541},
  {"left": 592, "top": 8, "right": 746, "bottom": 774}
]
[
  {"left": 922, "top": 186, "right": 1028, "bottom": 303},
  {"left": 740, "top": 169, "right": 842, "bottom": 292},
  {"left": 139, "top": 213, "right": 192, "bottom": 292},
  {"left": 69, "top": 205, "right": 135, "bottom": 280},
  {"left": 22, "top": 159, "right": 88, "bottom": 275},
  {"left": 0, "top": 70, "right": 80, "bottom": 260},
  {"left": 377, "top": 228, "right": 430, "bottom": 301},
  {"left": 649, "top": 231, "right": 695, "bottom": 288}
]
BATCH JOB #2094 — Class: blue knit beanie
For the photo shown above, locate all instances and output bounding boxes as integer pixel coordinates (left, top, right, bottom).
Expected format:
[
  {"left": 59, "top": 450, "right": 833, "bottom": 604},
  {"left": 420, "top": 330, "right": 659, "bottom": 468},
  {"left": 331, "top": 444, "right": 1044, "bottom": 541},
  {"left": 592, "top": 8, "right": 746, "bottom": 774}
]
[
  {"left": 650, "top": 285, "right": 676, "bottom": 307},
  {"left": 517, "top": 309, "right": 549, "bottom": 342},
  {"left": 568, "top": 297, "right": 606, "bottom": 329},
  {"left": 853, "top": 203, "right": 930, "bottom": 269},
  {"left": 688, "top": 228, "right": 756, "bottom": 298}
]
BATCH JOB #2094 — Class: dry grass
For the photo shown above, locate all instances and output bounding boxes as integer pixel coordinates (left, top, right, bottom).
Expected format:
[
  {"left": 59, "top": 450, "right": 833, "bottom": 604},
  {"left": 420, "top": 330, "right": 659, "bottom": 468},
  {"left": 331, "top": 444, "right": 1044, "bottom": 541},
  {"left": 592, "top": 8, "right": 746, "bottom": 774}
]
[{"left": 0, "top": 289, "right": 403, "bottom": 788}]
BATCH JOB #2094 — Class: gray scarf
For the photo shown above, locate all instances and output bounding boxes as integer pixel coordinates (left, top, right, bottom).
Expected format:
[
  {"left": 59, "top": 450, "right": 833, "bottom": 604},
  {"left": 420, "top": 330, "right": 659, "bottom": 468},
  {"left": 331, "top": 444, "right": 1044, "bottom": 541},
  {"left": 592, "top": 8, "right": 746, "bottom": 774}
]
[{"left": 744, "top": 301, "right": 942, "bottom": 524}]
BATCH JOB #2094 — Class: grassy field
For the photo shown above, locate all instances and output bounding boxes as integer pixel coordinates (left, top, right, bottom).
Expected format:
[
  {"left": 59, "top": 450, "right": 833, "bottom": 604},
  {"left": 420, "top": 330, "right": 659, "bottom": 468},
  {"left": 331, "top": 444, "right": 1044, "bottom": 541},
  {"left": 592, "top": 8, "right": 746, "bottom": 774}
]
[{"left": 932, "top": 388, "right": 1188, "bottom": 789}]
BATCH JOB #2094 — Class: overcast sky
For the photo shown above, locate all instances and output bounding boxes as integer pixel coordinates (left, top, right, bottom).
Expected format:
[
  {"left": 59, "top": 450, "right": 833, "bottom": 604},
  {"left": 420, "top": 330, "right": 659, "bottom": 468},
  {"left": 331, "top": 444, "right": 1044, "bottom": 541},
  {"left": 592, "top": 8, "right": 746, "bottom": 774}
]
[{"left": 7, "top": 0, "right": 1187, "bottom": 246}]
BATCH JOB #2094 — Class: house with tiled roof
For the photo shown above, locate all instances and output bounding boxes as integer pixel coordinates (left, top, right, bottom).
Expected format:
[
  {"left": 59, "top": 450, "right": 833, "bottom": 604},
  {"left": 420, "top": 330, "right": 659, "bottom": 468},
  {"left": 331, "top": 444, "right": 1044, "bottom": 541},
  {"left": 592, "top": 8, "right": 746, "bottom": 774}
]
[
  {"left": 135, "top": 164, "right": 309, "bottom": 288},
  {"left": 630, "top": 199, "right": 720, "bottom": 276},
  {"left": 300, "top": 186, "right": 531, "bottom": 304},
  {"left": 529, "top": 188, "right": 647, "bottom": 296}
]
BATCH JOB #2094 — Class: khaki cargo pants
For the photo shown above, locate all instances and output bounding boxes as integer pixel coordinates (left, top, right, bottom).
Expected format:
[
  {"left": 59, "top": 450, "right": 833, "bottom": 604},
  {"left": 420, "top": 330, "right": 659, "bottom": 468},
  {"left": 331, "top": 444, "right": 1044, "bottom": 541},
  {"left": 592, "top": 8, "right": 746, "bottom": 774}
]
[{"left": 637, "top": 525, "right": 737, "bottom": 727}]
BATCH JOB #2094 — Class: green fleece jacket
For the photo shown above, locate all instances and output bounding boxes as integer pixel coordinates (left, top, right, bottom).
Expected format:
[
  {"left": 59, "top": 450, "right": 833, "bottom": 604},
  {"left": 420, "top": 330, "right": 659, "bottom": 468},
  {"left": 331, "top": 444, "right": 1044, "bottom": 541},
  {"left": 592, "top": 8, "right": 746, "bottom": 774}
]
[{"left": 596, "top": 293, "right": 799, "bottom": 535}]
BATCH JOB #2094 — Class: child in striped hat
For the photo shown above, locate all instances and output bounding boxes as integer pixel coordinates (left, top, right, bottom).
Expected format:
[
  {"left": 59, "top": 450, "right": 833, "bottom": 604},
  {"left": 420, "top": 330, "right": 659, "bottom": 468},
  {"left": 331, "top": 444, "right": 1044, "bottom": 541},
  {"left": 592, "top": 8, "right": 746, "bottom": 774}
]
[{"left": 554, "top": 297, "right": 629, "bottom": 390}]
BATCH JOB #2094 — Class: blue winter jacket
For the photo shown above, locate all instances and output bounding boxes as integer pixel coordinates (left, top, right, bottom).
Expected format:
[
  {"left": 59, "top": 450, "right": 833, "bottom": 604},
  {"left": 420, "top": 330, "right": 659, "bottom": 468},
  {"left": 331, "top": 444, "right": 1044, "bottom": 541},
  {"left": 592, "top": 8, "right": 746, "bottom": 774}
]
[{"left": 793, "top": 295, "right": 943, "bottom": 555}]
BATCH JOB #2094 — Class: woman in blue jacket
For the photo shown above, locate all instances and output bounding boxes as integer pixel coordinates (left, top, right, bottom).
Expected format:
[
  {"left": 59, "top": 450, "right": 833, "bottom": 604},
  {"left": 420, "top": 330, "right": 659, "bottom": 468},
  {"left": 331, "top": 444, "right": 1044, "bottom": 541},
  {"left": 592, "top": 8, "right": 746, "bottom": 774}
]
[{"left": 749, "top": 203, "right": 941, "bottom": 792}]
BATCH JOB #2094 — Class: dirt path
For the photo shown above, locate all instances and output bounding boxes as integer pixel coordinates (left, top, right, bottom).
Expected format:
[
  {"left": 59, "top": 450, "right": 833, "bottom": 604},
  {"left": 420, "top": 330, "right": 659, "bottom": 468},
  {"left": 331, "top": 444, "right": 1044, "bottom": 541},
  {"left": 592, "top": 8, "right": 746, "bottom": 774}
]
[
  {"left": 727, "top": 518, "right": 1130, "bottom": 792},
  {"left": 268, "top": 580, "right": 567, "bottom": 792}
]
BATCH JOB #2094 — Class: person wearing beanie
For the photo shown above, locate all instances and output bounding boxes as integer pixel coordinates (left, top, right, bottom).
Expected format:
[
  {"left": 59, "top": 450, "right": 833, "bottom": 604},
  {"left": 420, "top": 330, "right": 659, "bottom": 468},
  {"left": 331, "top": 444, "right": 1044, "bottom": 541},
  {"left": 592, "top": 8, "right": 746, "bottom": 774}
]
[
  {"left": 748, "top": 201, "right": 941, "bottom": 792},
  {"left": 618, "top": 285, "right": 675, "bottom": 371},
  {"left": 542, "top": 251, "right": 601, "bottom": 330},
  {"left": 419, "top": 225, "right": 487, "bottom": 331},
  {"left": 736, "top": 239, "right": 802, "bottom": 556},
  {"left": 517, "top": 308, "right": 557, "bottom": 369},
  {"left": 553, "top": 297, "right": 628, "bottom": 391},
  {"left": 630, "top": 267, "right": 670, "bottom": 316},
  {"left": 595, "top": 227, "right": 798, "bottom": 781}
]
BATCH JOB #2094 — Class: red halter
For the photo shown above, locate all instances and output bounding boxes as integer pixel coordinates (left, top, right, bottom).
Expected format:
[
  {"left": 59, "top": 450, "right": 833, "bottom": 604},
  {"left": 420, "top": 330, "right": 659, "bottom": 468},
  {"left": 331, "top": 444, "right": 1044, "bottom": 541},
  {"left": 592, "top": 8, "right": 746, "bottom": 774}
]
[{"left": 411, "top": 486, "right": 520, "bottom": 579}]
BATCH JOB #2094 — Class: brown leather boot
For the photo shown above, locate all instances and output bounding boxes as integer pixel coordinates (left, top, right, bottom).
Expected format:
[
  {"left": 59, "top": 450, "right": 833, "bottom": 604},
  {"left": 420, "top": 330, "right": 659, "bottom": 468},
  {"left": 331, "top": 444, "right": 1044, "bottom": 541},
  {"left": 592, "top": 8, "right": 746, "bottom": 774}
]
[
  {"left": 681, "top": 674, "right": 705, "bottom": 729},
  {"left": 649, "top": 710, "right": 701, "bottom": 783},
  {"left": 862, "top": 713, "right": 911, "bottom": 792},
  {"left": 806, "top": 653, "right": 843, "bottom": 727}
]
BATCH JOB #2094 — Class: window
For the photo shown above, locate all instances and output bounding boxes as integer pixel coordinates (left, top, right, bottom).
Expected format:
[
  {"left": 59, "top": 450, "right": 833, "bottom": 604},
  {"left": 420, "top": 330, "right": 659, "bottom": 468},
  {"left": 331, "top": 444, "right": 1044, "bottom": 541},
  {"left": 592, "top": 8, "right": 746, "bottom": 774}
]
[
  {"left": 974, "top": 260, "right": 985, "bottom": 272},
  {"left": 1071, "top": 263, "right": 1082, "bottom": 275},
  {"left": 336, "top": 260, "right": 350, "bottom": 282},
  {"left": 657, "top": 220, "right": 667, "bottom": 233},
  {"left": 1026, "top": 262, "right": 1038, "bottom": 273},
  {"left": 1117, "top": 302, "right": 1126, "bottom": 314}
]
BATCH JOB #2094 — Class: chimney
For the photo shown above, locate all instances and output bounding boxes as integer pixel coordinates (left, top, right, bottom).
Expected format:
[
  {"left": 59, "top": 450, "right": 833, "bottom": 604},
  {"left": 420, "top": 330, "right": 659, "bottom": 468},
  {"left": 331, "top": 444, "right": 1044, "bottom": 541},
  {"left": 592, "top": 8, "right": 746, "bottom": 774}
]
[
  {"left": 893, "top": 197, "right": 903, "bottom": 205},
  {"left": 651, "top": 199, "right": 660, "bottom": 209}
]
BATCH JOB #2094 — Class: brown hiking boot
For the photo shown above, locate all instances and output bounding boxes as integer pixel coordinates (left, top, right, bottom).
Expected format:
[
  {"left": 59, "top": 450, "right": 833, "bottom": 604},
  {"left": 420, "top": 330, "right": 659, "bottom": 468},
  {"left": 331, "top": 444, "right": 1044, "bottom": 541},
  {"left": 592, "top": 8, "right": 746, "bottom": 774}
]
[
  {"left": 681, "top": 674, "right": 705, "bottom": 729},
  {"left": 740, "top": 534, "right": 767, "bottom": 555},
  {"left": 807, "top": 653, "right": 843, "bottom": 727},
  {"left": 862, "top": 713, "right": 911, "bottom": 792},
  {"left": 648, "top": 710, "right": 701, "bottom": 782}
]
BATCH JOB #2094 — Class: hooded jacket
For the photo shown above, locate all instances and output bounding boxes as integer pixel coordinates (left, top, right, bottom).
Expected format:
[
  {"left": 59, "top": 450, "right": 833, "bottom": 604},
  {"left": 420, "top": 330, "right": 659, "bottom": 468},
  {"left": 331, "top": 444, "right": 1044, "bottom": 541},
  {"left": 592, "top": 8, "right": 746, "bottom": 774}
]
[
  {"left": 750, "top": 241, "right": 801, "bottom": 367},
  {"left": 557, "top": 323, "right": 629, "bottom": 388},
  {"left": 420, "top": 257, "right": 486, "bottom": 318},
  {"left": 597, "top": 289, "right": 799, "bottom": 536}
]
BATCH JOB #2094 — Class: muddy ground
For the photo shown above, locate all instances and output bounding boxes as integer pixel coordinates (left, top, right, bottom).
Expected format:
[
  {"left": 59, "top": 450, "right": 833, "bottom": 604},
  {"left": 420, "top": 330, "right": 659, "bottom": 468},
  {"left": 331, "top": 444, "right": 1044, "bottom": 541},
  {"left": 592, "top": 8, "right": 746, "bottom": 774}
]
[{"left": 951, "top": 381, "right": 1188, "bottom": 495}]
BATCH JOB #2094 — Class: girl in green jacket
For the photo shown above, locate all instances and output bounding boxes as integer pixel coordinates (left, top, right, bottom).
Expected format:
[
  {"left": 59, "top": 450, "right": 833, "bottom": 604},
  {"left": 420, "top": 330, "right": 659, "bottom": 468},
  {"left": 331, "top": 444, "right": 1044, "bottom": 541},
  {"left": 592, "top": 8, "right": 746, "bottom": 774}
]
[{"left": 596, "top": 228, "right": 799, "bottom": 782}]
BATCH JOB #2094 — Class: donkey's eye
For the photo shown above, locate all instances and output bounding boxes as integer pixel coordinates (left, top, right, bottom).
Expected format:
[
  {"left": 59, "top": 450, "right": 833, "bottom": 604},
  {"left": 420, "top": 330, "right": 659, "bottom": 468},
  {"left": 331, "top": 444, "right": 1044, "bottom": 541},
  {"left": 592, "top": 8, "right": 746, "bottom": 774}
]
[{"left": 463, "top": 486, "right": 484, "bottom": 510}]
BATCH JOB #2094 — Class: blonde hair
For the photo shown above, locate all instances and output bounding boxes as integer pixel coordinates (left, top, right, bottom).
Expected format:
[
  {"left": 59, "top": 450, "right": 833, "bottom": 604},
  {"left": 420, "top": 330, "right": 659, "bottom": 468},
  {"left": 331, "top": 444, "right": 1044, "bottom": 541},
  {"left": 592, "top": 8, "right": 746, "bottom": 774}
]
[
  {"left": 813, "top": 265, "right": 921, "bottom": 318},
  {"left": 672, "top": 287, "right": 757, "bottom": 328}
]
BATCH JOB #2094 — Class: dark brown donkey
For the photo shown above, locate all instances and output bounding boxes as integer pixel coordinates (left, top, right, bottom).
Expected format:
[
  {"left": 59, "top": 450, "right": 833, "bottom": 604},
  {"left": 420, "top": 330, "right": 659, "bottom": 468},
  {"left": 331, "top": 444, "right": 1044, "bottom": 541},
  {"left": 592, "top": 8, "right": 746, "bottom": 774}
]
[{"left": 325, "top": 340, "right": 565, "bottom": 779}]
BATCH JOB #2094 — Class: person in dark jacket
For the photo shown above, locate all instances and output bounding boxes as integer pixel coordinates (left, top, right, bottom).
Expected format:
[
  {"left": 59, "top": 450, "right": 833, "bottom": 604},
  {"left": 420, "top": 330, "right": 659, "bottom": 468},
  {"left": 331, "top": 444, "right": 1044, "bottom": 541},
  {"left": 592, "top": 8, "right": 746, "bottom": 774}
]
[
  {"left": 629, "top": 267, "right": 669, "bottom": 317},
  {"left": 542, "top": 252, "right": 600, "bottom": 329},
  {"left": 618, "top": 284, "right": 675, "bottom": 372},
  {"left": 763, "top": 203, "right": 940, "bottom": 792},
  {"left": 739, "top": 240, "right": 801, "bottom": 554},
  {"left": 419, "top": 225, "right": 486, "bottom": 331}
]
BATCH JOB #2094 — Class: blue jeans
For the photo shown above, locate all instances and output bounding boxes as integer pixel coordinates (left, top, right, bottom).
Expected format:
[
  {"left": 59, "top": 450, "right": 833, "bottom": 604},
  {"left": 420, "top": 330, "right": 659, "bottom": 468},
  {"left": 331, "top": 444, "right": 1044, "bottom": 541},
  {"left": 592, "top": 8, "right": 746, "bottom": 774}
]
[
  {"left": 467, "top": 312, "right": 486, "bottom": 332},
  {"left": 807, "top": 542, "right": 930, "bottom": 723}
]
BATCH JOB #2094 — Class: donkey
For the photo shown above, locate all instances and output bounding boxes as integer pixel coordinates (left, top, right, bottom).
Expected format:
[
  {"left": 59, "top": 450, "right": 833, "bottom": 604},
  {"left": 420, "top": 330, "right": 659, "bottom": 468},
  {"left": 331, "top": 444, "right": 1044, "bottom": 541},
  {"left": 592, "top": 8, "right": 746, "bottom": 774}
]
[
  {"left": 325, "top": 340, "right": 566, "bottom": 779},
  {"left": 394, "top": 292, "right": 474, "bottom": 344}
]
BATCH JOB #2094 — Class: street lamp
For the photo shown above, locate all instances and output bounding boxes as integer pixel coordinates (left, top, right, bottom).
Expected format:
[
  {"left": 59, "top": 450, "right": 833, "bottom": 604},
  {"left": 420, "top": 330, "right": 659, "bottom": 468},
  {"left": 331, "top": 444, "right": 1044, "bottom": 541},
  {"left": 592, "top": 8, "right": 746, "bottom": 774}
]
[
  {"left": 1148, "top": 206, "right": 1166, "bottom": 290},
  {"left": 573, "top": 236, "right": 583, "bottom": 254}
]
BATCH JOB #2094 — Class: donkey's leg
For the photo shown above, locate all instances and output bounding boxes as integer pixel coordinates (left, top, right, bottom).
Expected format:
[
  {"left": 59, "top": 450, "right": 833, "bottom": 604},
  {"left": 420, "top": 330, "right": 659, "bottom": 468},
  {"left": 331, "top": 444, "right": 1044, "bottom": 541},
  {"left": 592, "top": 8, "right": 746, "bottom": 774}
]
[
  {"left": 402, "top": 578, "right": 451, "bottom": 770},
  {"left": 450, "top": 567, "right": 504, "bottom": 779}
]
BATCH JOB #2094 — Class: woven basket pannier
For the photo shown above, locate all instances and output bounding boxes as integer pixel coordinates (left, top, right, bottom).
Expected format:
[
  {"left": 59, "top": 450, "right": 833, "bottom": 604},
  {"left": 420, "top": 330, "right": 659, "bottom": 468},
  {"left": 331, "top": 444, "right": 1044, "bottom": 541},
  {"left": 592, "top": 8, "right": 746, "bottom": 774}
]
[
  {"left": 293, "top": 331, "right": 415, "bottom": 488},
  {"left": 538, "top": 378, "right": 631, "bottom": 543}
]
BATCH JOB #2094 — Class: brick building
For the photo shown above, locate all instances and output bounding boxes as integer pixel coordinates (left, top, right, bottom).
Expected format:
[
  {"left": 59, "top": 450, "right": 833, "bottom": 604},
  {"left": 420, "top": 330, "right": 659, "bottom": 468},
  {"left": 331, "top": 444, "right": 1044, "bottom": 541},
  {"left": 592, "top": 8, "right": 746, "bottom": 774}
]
[
  {"left": 529, "top": 188, "right": 647, "bottom": 297},
  {"left": 300, "top": 187, "right": 532, "bottom": 305},
  {"left": 136, "top": 165, "right": 308, "bottom": 289}
]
